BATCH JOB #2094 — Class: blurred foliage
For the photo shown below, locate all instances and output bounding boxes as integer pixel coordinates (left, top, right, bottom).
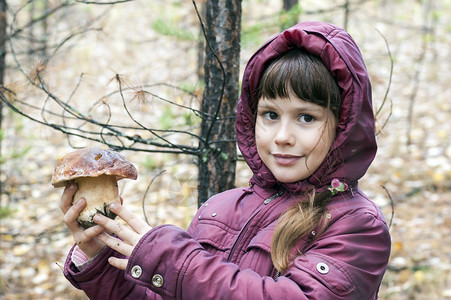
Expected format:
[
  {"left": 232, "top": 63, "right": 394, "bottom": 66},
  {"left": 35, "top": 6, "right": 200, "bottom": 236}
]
[
  {"left": 152, "top": 18, "right": 198, "bottom": 42},
  {"left": 0, "top": 205, "right": 16, "bottom": 219},
  {"left": 0, "top": 114, "right": 32, "bottom": 166},
  {"left": 279, "top": 4, "right": 302, "bottom": 30},
  {"left": 158, "top": 107, "right": 175, "bottom": 130}
]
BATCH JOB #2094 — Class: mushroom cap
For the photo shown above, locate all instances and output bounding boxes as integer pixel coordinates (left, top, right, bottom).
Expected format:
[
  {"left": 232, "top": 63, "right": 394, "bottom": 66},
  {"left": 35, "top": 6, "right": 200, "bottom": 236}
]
[{"left": 52, "top": 147, "right": 138, "bottom": 188}]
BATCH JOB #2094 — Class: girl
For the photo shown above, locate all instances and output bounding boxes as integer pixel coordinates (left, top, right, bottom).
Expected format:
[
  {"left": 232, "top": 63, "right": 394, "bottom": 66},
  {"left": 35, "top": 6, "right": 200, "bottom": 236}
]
[{"left": 60, "top": 21, "right": 391, "bottom": 299}]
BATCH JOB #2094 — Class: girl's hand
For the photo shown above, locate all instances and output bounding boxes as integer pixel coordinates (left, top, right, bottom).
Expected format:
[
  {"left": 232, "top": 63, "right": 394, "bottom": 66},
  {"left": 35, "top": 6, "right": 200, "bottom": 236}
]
[
  {"left": 59, "top": 183, "right": 106, "bottom": 258},
  {"left": 94, "top": 203, "right": 152, "bottom": 270}
]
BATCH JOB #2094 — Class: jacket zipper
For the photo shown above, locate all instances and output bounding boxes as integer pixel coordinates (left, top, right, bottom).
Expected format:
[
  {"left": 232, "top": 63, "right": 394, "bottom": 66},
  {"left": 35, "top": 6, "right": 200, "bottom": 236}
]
[
  {"left": 227, "top": 190, "right": 284, "bottom": 263},
  {"left": 263, "top": 190, "right": 284, "bottom": 205}
]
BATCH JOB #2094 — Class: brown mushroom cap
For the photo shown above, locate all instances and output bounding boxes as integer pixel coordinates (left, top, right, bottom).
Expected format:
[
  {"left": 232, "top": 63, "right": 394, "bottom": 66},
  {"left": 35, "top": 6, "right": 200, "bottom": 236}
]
[{"left": 52, "top": 147, "right": 138, "bottom": 188}]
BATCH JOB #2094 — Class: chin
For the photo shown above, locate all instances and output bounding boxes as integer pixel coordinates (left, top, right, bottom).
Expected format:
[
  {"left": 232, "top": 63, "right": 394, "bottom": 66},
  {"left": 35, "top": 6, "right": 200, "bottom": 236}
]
[{"left": 276, "top": 175, "right": 309, "bottom": 184}]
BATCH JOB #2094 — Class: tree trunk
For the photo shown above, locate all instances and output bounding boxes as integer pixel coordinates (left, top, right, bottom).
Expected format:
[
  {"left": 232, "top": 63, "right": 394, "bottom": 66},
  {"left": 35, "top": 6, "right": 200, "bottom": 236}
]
[
  {"left": 0, "top": 0, "right": 7, "bottom": 201},
  {"left": 197, "top": 0, "right": 241, "bottom": 206},
  {"left": 281, "top": 0, "right": 299, "bottom": 29},
  {"left": 343, "top": 0, "right": 350, "bottom": 31},
  {"left": 0, "top": 0, "right": 5, "bottom": 86},
  {"left": 283, "top": 0, "right": 298, "bottom": 11}
]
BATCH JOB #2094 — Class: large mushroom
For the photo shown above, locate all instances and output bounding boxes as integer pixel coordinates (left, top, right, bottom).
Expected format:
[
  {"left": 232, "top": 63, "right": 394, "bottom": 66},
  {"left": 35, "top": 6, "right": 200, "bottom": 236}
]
[{"left": 52, "top": 147, "right": 138, "bottom": 228}]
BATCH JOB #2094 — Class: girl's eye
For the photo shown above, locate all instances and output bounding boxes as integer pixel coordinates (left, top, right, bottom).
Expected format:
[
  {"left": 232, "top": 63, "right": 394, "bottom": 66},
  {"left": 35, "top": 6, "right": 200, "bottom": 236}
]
[
  {"left": 300, "top": 114, "right": 315, "bottom": 123},
  {"left": 263, "top": 111, "right": 279, "bottom": 120}
]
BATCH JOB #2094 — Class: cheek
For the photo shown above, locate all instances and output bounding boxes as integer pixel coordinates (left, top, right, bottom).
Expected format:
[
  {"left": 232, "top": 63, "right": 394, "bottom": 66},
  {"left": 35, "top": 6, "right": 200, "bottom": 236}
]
[
  {"left": 255, "top": 122, "right": 273, "bottom": 157},
  {"left": 306, "top": 126, "right": 335, "bottom": 160},
  {"left": 255, "top": 119, "right": 268, "bottom": 143},
  {"left": 255, "top": 128, "right": 266, "bottom": 151},
  {"left": 315, "top": 124, "right": 336, "bottom": 157},
  {"left": 324, "top": 120, "right": 337, "bottom": 150}
]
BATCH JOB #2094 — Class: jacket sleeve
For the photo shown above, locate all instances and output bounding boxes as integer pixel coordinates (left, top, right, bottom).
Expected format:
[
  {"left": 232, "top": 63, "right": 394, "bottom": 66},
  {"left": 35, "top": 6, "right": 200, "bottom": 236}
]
[
  {"left": 126, "top": 225, "right": 308, "bottom": 299},
  {"left": 63, "top": 244, "right": 163, "bottom": 300},
  {"left": 126, "top": 206, "right": 390, "bottom": 299}
]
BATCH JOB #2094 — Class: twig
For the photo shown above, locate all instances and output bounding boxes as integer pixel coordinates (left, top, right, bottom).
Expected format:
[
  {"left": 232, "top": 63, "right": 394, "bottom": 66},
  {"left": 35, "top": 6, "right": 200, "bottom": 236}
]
[
  {"left": 381, "top": 185, "right": 394, "bottom": 229},
  {"left": 374, "top": 28, "right": 394, "bottom": 136},
  {"left": 116, "top": 74, "right": 195, "bottom": 153},
  {"left": 76, "top": 0, "right": 133, "bottom": 5},
  {"left": 0, "top": 88, "right": 200, "bottom": 154},
  {"left": 406, "top": 32, "right": 428, "bottom": 147},
  {"left": 406, "top": 0, "right": 434, "bottom": 147},
  {"left": 142, "top": 170, "right": 166, "bottom": 225},
  {"left": 303, "top": 0, "right": 373, "bottom": 15}
]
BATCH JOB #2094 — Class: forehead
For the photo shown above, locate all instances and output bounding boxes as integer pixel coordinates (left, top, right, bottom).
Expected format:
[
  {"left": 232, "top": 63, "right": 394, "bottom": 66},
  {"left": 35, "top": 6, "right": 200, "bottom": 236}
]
[{"left": 257, "top": 95, "right": 327, "bottom": 111}]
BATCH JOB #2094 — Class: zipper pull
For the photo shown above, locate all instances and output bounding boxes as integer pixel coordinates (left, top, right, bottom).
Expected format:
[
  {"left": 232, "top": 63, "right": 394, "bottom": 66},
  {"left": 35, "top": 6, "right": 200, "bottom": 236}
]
[{"left": 263, "top": 190, "right": 284, "bottom": 205}]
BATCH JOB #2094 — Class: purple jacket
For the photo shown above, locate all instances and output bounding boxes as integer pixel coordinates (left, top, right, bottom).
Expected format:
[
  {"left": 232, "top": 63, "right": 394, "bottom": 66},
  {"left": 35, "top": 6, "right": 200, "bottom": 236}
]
[{"left": 64, "top": 22, "right": 391, "bottom": 299}]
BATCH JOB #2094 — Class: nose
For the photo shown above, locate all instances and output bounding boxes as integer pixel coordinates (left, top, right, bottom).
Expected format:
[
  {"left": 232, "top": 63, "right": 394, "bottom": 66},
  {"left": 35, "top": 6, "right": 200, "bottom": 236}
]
[{"left": 274, "top": 121, "right": 295, "bottom": 146}]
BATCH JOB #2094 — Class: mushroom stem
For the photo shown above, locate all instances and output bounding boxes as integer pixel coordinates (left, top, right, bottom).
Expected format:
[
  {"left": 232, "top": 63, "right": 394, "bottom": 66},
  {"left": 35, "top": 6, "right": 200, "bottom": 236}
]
[{"left": 73, "top": 174, "right": 120, "bottom": 228}]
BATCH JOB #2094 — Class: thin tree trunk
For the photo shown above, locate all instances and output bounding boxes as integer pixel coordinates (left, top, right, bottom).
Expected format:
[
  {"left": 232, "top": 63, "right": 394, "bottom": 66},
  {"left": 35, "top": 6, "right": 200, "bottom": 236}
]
[
  {"left": 281, "top": 0, "right": 299, "bottom": 29},
  {"left": 0, "top": 0, "right": 7, "bottom": 201},
  {"left": 283, "top": 0, "right": 298, "bottom": 11},
  {"left": 343, "top": 0, "right": 350, "bottom": 31},
  {"left": 0, "top": 0, "right": 5, "bottom": 85},
  {"left": 197, "top": 0, "right": 241, "bottom": 206}
]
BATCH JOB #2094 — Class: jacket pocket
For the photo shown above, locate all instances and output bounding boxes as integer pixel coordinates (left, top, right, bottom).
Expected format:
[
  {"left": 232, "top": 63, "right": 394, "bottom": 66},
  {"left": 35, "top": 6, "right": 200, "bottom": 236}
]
[
  {"left": 245, "top": 227, "right": 273, "bottom": 253},
  {"left": 293, "top": 253, "right": 356, "bottom": 296},
  {"left": 192, "top": 220, "right": 238, "bottom": 254}
]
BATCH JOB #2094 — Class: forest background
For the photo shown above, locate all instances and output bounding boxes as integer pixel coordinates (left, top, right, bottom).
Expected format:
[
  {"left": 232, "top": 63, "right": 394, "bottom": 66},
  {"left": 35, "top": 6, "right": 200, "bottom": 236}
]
[{"left": 0, "top": 0, "right": 450, "bottom": 299}]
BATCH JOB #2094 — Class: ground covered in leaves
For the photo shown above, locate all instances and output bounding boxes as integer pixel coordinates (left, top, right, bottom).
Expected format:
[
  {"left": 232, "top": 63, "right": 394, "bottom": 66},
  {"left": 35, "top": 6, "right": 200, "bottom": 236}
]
[{"left": 1, "top": 1, "right": 450, "bottom": 299}]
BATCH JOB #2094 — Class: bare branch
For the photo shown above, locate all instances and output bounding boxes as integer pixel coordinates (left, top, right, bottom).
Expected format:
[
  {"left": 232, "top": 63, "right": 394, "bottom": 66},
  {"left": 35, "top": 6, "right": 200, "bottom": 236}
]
[
  {"left": 374, "top": 28, "right": 393, "bottom": 136},
  {"left": 76, "top": 0, "right": 134, "bottom": 5},
  {"left": 142, "top": 170, "right": 166, "bottom": 225},
  {"left": 381, "top": 185, "right": 394, "bottom": 229}
]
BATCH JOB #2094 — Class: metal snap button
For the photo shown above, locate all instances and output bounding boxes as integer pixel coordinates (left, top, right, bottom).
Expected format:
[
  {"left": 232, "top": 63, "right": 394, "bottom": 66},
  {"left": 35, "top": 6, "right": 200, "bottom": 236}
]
[
  {"left": 316, "top": 262, "right": 329, "bottom": 274},
  {"left": 152, "top": 274, "right": 164, "bottom": 287},
  {"left": 131, "top": 265, "right": 142, "bottom": 278}
]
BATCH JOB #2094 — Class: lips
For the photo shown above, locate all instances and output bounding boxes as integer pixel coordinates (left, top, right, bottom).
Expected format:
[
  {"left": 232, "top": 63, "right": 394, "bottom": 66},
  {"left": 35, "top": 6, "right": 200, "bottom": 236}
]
[{"left": 272, "top": 153, "right": 303, "bottom": 166}]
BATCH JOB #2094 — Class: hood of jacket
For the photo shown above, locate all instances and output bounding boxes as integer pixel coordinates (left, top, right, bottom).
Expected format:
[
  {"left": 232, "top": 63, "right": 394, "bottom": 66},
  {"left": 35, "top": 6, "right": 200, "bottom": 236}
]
[{"left": 236, "top": 21, "right": 376, "bottom": 195}]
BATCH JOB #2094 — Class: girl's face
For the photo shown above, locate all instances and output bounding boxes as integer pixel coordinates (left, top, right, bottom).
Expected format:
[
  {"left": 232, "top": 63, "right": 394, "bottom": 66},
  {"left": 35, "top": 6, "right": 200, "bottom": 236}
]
[{"left": 255, "top": 93, "right": 337, "bottom": 183}]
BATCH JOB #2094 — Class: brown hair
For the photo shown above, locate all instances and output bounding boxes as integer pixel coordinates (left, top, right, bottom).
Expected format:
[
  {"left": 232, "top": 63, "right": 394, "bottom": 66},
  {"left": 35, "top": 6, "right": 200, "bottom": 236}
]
[
  {"left": 256, "top": 49, "right": 341, "bottom": 272},
  {"left": 257, "top": 49, "right": 341, "bottom": 118}
]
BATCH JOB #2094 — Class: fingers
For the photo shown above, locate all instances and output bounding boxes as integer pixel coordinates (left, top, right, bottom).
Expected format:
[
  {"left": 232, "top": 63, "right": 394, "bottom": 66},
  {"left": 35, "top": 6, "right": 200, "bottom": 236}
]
[
  {"left": 59, "top": 183, "right": 109, "bottom": 258},
  {"left": 90, "top": 203, "right": 152, "bottom": 259},
  {"left": 109, "top": 203, "right": 152, "bottom": 235},
  {"left": 72, "top": 224, "right": 106, "bottom": 258},
  {"left": 108, "top": 257, "right": 128, "bottom": 271},
  {"left": 93, "top": 204, "right": 151, "bottom": 257},
  {"left": 82, "top": 224, "right": 106, "bottom": 240},
  {"left": 59, "top": 183, "right": 77, "bottom": 214},
  {"left": 94, "top": 213, "right": 141, "bottom": 247},
  {"left": 63, "top": 197, "right": 86, "bottom": 232},
  {"left": 73, "top": 224, "right": 104, "bottom": 246},
  {"left": 98, "top": 231, "right": 134, "bottom": 257}
]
